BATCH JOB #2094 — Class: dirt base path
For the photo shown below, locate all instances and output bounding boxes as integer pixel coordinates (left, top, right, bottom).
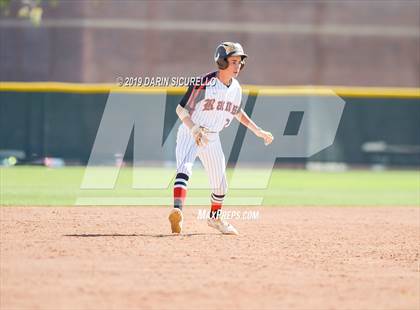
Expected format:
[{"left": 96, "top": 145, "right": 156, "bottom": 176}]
[{"left": 1, "top": 206, "right": 419, "bottom": 310}]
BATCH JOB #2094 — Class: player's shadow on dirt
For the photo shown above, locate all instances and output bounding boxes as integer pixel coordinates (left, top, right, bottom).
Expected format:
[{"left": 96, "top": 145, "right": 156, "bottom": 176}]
[{"left": 64, "top": 233, "right": 218, "bottom": 238}]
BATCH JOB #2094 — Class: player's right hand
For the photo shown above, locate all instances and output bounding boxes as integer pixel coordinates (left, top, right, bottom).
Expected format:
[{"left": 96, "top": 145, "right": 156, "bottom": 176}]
[{"left": 191, "top": 124, "right": 210, "bottom": 147}]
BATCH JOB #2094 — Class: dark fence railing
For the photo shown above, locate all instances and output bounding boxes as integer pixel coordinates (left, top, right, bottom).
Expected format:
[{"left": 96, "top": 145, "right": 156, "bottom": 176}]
[{"left": 1, "top": 84, "right": 419, "bottom": 166}]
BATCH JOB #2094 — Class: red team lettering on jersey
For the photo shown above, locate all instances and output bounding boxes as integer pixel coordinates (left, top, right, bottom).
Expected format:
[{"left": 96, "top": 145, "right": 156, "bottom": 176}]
[{"left": 179, "top": 71, "right": 242, "bottom": 133}]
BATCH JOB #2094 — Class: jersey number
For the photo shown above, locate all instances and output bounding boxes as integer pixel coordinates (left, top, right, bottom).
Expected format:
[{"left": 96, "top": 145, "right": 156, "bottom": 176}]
[{"left": 224, "top": 118, "right": 231, "bottom": 128}]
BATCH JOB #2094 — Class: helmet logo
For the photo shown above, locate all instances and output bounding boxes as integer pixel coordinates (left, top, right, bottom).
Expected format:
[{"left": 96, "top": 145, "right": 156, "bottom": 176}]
[{"left": 224, "top": 45, "right": 235, "bottom": 54}]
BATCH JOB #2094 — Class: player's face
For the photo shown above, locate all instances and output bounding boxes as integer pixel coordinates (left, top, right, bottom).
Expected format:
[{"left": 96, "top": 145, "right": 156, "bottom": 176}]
[{"left": 226, "top": 56, "right": 242, "bottom": 78}]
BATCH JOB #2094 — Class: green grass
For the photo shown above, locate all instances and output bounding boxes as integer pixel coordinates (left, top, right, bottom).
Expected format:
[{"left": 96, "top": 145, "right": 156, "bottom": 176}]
[{"left": 0, "top": 166, "right": 419, "bottom": 206}]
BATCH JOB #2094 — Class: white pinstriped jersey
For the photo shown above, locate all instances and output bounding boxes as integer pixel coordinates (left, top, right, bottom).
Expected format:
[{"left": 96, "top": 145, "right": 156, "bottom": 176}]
[{"left": 179, "top": 71, "right": 242, "bottom": 133}]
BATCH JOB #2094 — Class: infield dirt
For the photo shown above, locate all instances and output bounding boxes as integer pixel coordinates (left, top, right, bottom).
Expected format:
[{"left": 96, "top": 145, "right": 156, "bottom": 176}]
[{"left": 1, "top": 206, "right": 418, "bottom": 310}]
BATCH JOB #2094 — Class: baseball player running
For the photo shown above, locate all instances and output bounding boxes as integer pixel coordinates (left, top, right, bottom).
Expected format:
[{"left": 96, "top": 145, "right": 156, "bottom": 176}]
[{"left": 169, "top": 42, "right": 274, "bottom": 235}]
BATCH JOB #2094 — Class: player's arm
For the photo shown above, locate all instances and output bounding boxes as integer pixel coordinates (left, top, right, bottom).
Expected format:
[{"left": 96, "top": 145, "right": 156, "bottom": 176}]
[
  {"left": 176, "top": 85, "right": 208, "bottom": 146},
  {"left": 176, "top": 104, "right": 195, "bottom": 129},
  {"left": 176, "top": 84, "right": 195, "bottom": 129},
  {"left": 235, "top": 109, "right": 274, "bottom": 145}
]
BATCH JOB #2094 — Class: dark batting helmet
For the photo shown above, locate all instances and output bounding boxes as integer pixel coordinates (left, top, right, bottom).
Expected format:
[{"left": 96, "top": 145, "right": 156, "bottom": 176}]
[{"left": 214, "top": 42, "right": 248, "bottom": 70}]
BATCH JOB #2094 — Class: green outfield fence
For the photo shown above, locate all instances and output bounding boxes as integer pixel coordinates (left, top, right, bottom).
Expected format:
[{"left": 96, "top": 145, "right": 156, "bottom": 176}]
[{"left": 0, "top": 83, "right": 419, "bottom": 166}]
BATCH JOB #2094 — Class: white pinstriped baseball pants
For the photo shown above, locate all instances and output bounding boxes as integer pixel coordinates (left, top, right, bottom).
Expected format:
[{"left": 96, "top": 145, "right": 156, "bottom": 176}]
[{"left": 175, "top": 124, "right": 227, "bottom": 196}]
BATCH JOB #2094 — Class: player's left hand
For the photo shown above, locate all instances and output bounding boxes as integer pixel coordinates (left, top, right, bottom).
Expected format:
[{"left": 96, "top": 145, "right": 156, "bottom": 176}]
[{"left": 256, "top": 129, "right": 274, "bottom": 146}]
